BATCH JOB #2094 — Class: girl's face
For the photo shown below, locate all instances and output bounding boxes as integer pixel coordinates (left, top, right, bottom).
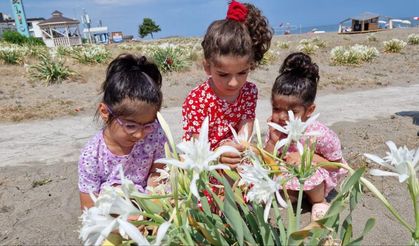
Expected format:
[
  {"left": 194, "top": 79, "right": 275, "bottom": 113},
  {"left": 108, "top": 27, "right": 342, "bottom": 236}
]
[
  {"left": 271, "top": 94, "right": 316, "bottom": 126},
  {"left": 204, "top": 55, "right": 251, "bottom": 102},
  {"left": 99, "top": 100, "right": 158, "bottom": 152}
]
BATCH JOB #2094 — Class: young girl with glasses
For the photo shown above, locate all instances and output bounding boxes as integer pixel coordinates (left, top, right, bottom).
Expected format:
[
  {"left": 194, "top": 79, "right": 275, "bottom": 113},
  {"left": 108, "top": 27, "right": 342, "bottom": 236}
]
[{"left": 78, "top": 54, "right": 166, "bottom": 209}]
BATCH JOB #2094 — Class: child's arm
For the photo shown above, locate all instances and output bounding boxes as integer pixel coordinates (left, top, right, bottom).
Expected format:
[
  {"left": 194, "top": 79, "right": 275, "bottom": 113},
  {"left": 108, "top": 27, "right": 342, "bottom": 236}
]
[
  {"left": 147, "top": 162, "right": 166, "bottom": 188},
  {"left": 79, "top": 192, "right": 95, "bottom": 210}
]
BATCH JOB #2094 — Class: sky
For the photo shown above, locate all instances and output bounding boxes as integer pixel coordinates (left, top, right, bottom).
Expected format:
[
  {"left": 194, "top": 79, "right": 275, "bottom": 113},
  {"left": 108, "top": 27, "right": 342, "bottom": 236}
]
[{"left": 1, "top": 0, "right": 418, "bottom": 38}]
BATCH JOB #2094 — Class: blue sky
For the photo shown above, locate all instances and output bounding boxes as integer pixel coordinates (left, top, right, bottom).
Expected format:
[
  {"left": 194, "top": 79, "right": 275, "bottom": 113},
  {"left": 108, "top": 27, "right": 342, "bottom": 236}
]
[{"left": 1, "top": 0, "right": 418, "bottom": 38}]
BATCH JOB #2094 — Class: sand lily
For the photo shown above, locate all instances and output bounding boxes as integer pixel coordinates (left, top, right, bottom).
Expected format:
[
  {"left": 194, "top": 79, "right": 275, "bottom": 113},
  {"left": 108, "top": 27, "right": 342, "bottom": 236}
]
[
  {"left": 365, "top": 141, "right": 419, "bottom": 183},
  {"left": 80, "top": 206, "right": 170, "bottom": 246},
  {"left": 239, "top": 155, "right": 287, "bottom": 222},
  {"left": 229, "top": 123, "right": 253, "bottom": 146},
  {"left": 268, "top": 110, "right": 319, "bottom": 154},
  {"left": 156, "top": 117, "right": 239, "bottom": 198}
]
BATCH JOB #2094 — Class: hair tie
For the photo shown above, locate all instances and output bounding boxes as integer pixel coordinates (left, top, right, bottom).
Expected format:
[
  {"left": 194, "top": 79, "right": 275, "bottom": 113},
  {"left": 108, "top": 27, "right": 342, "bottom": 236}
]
[{"left": 226, "top": 0, "right": 248, "bottom": 22}]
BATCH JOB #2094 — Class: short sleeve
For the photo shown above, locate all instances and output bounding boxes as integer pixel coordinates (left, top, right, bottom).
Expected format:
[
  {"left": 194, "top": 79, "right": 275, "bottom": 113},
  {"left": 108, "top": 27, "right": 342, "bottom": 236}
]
[
  {"left": 182, "top": 90, "right": 206, "bottom": 141},
  {"left": 153, "top": 126, "right": 167, "bottom": 160},
  {"left": 78, "top": 144, "right": 101, "bottom": 193},
  {"left": 315, "top": 127, "right": 343, "bottom": 162},
  {"left": 241, "top": 83, "right": 258, "bottom": 120}
]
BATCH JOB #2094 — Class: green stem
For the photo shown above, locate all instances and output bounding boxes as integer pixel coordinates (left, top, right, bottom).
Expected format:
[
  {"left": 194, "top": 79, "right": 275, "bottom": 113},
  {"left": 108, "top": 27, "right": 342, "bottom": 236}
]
[
  {"left": 333, "top": 162, "right": 415, "bottom": 233},
  {"left": 295, "top": 181, "right": 305, "bottom": 229}
]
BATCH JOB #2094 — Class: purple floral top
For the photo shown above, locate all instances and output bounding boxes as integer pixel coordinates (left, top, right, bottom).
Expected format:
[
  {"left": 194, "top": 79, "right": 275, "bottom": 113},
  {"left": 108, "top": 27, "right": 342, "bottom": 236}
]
[{"left": 78, "top": 125, "right": 166, "bottom": 194}]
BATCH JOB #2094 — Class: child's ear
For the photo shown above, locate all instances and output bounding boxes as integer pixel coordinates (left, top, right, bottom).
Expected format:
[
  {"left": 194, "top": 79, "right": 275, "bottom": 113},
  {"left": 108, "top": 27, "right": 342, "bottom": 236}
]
[
  {"left": 306, "top": 103, "right": 316, "bottom": 117},
  {"left": 98, "top": 103, "right": 110, "bottom": 121},
  {"left": 203, "top": 59, "right": 211, "bottom": 76}
]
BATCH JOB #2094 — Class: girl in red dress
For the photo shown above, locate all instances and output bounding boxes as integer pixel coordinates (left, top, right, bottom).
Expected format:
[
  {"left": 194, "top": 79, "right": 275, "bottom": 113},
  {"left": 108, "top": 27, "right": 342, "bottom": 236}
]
[{"left": 182, "top": 0, "right": 273, "bottom": 167}]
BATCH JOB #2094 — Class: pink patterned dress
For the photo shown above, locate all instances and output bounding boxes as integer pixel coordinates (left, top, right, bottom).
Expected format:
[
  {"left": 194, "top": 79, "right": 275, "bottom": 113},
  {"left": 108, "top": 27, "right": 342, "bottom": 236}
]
[{"left": 269, "top": 120, "right": 347, "bottom": 196}]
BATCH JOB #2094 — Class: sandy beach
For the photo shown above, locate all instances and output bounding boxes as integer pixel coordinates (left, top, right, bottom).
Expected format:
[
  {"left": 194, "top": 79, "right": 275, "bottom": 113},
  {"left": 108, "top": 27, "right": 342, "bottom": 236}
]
[{"left": 0, "top": 28, "right": 418, "bottom": 245}]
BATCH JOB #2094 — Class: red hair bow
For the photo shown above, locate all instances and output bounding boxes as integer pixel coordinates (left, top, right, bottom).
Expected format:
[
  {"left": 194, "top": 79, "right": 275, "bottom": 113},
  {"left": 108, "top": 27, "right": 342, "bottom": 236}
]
[{"left": 226, "top": 0, "right": 248, "bottom": 22}]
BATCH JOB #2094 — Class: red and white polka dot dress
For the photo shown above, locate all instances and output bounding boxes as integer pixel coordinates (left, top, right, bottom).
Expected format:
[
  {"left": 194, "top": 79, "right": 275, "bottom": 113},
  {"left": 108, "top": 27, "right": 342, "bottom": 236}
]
[{"left": 182, "top": 79, "right": 258, "bottom": 149}]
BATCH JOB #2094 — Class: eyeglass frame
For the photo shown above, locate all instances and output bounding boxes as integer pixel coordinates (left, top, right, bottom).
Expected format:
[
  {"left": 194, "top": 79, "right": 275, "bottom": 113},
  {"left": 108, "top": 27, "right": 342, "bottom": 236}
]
[{"left": 105, "top": 105, "right": 157, "bottom": 135}]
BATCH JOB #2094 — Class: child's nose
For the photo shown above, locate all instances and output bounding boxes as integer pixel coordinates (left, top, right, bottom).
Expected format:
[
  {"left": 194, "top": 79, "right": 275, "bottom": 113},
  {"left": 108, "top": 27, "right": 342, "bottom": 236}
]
[
  {"left": 228, "top": 77, "right": 239, "bottom": 87},
  {"left": 132, "top": 129, "right": 146, "bottom": 140}
]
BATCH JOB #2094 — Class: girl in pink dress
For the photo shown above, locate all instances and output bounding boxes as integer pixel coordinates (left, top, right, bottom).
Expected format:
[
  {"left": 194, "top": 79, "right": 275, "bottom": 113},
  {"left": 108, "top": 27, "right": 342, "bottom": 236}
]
[
  {"left": 265, "top": 52, "right": 347, "bottom": 221},
  {"left": 182, "top": 0, "right": 273, "bottom": 167}
]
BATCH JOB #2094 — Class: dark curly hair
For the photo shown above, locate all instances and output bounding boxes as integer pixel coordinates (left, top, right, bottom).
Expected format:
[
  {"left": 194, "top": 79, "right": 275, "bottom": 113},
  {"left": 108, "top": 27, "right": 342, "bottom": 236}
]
[
  {"left": 201, "top": 2, "right": 273, "bottom": 67},
  {"left": 98, "top": 53, "right": 163, "bottom": 124},
  {"left": 272, "top": 52, "right": 320, "bottom": 106}
]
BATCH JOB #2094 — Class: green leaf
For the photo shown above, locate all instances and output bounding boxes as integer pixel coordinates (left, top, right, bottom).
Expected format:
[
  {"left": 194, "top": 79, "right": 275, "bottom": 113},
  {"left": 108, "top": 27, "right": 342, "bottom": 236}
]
[
  {"left": 341, "top": 168, "right": 365, "bottom": 194},
  {"left": 348, "top": 218, "right": 375, "bottom": 245},
  {"left": 341, "top": 223, "right": 353, "bottom": 245}
]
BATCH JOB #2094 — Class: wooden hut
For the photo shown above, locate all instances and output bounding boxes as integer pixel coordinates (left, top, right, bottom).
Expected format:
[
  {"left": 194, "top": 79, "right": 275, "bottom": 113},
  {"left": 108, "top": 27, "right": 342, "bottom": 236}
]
[
  {"left": 38, "top": 11, "right": 82, "bottom": 48},
  {"left": 338, "top": 12, "right": 382, "bottom": 34}
]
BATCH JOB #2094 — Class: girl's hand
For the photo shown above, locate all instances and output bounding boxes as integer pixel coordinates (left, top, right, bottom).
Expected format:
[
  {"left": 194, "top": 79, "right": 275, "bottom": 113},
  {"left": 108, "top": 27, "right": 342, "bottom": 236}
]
[
  {"left": 218, "top": 139, "right": 245, "bottom": 169},
  {"left": 284, "top": 152, "right": 301, "bottom": 166},
  {"left": 265, "top": 117, "right": 286, "bottom": 154}
]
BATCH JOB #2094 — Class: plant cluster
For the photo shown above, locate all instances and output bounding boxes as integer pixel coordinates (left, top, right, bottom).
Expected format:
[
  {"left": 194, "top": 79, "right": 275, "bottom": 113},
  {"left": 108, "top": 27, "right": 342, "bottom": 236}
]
[
  {"left": 77, "top": 111, "right": 419, "bottom": 246},
  {"left": 70, "top": 45, "right": 111, "bottom": 64},
  {"left": 28, "top": 54, "right": 74, "bottom": 85},
  {"left": 0, "top": 43, "right": 29, "bottom": 64},
  {"left": 330, "top": 44, "right": 379, "bottom": 65},
  {"left": 407, "top": 34, "right": 419, "bottom": 45},
  {"left": 275, "top": 41, "right": 291, "bottom": 49},
  {"left": 383, "top": 39, "right": 407, "bottom": 53}
]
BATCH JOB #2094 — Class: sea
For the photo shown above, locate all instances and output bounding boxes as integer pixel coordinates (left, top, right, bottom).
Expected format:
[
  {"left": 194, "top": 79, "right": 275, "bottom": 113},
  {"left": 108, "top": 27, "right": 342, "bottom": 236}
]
[{"left": 275, "top": 18, "right": 419, "bottom": 35}]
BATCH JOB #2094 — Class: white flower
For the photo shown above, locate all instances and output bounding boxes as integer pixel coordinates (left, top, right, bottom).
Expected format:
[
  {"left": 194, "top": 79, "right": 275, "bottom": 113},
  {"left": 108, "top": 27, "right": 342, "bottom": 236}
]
[
  {"left": 80, "top": 206, "right": 170, "bottom": 246},
  {"left": 156, "top": 117, "right": 239, "bottom": 198},
  {"left": 239, "top": 155, "right": 287, "bottom": 222},
  {"left": 229, "top": 123, "right": 253, "bottom": 145},
  {"left": 155, "top": 166, "right": 170, "bottom": 183},
  {"left": 80, "top": 206, "right": 118, "bottom": 245},
  {"left": 365, "top": 141, "right": 419, "bottom": 183},
  {"left": 268, "top": 110, "right": 319, "bottom": 154},
  {"left": 94, "top": 186, "right": 141, "bottom": 219}
]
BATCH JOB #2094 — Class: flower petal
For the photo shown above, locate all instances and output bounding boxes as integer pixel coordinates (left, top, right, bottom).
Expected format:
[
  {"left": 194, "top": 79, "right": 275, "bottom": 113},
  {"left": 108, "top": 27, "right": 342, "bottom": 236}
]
[
  {"left": 275, "top": 191, "right": 288, "bottom": 208},
  {"left": 117, "top": 218, "right": 150, "bottom": 245},
  {"left": 369, "top": 169, "right": 400, "bottom": 178},
  {"left": 154, "top": 221, "right": 171, "bottom": 245},
  {"left": 198, "top": 117, "right": 210, "bottom": 146},
  {"left": 297, "top": 142, "right": 304, "bottom": 155},
  {"left": 155, "top": 158, "right": 189, "bottom": 169},
  {"left": 305, "top": 113, "right": 320, "bottom": 126},
  {"left": 190, "top": 171, "right": 200, "bottom": 199},
  {"left": 268, "top": 122, "right": 287, "bottom": 134},
  {"left": 208, "top": 164, "right": 231, "bottom": 171},
  {"left": 364, "top": 153, "right": 385, "bottom": 165},
  {"left": 263, "top": 198, "right": 273, "bottom": 223}
]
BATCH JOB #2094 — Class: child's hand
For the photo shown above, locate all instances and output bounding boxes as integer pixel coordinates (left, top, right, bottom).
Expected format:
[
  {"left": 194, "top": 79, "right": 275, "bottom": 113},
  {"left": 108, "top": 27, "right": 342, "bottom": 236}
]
[
  {"left": 218, "top": 139, "right": 245, "bottom": 169},
  {"left": 265, "top": 117, "right": 287, "bottom": 154},
  {"left": 284, "top": 152, "right": 301, "bottom": 166}
]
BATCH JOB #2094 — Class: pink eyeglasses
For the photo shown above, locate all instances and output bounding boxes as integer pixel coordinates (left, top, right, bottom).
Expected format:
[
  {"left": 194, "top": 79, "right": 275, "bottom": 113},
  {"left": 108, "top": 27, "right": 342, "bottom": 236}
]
[{"left": 106, "top": 105, "right": 157, "bottom": 135}]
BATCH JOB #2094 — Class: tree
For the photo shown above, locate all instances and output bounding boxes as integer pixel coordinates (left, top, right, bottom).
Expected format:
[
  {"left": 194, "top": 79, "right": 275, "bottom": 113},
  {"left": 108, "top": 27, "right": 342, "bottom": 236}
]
[{"left": 138, "top": 18, "right": 161, "bottom": 39}]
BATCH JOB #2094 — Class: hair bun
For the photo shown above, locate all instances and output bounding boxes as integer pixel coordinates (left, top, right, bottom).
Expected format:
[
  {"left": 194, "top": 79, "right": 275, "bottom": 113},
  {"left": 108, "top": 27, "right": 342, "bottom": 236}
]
[{"left": 280, "top": 52, "right": 319, "bottom": 81}]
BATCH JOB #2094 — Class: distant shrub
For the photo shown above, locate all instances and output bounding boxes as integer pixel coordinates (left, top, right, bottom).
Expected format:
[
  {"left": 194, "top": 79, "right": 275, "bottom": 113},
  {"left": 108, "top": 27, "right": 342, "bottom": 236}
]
[
  {"left": 260, "top": 49, "right": 277, "bottom": 66},
  {"left": 151, "top": 45, "right": 191, "bottom": 73},
  {"left": 367, "top": 34, "right": 378, "bottom": 42},
  {"left": 275, "top": 41, "right": 290, "bottom": 49},
  {"left": 297, "top": 42, "right": 319, "bottom": 55},
  {"left": 330, "top": 44, "right": 379, "bottom": 65},
  {"left": 407, "top": 34, "right": 419, "bottom": 45},
  {"left": 2, "top": 30, "right": 45, "bottom": 46},
  {"left": 0, "top": 43, "right": 29, "bottom": 64},
  {"left": 2, "top": 31, "right": 26, "bottom": 45},
  {"left": 71, "top": 45, "right": 111, "bottom": 64},
  {"left": 383, "top": 39, "right": 406, "bottom": 53},
  {"left": 311, "top": 37, "right": 327, "bottom": 48},
  {"left": 29, "top": 55, "right": 74, "bottom": 85}
]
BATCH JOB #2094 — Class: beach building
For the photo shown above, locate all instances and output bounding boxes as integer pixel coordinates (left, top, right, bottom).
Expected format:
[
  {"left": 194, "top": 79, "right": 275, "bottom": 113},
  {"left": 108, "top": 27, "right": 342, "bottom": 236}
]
[
  {"left": 38, "top": 10, "right": 82, "bottom": 48},
  {"left": 338, "top": 12, "right": 382, "bottom": 34},
  {"left": 83, "top": 26, "right": 109, "bottom": 44}
]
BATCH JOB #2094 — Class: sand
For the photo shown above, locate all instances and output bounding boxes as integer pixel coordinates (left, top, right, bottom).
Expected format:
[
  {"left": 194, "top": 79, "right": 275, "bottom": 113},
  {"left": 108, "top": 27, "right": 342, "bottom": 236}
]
[{"left": 0, "top": 28, "right": 419, "bottom": 245}]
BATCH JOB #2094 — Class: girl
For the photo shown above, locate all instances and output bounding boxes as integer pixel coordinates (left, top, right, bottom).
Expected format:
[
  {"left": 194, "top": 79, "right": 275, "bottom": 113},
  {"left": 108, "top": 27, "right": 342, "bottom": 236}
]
[
  {"left": 265, "top": 52, "right": 347, "bottom": 221},
  {"left": 78, "top": 54, "right": 166, "bottom": 209},
  {"left": 182, "top": 0, "right": 273, "bottom": 166}
]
